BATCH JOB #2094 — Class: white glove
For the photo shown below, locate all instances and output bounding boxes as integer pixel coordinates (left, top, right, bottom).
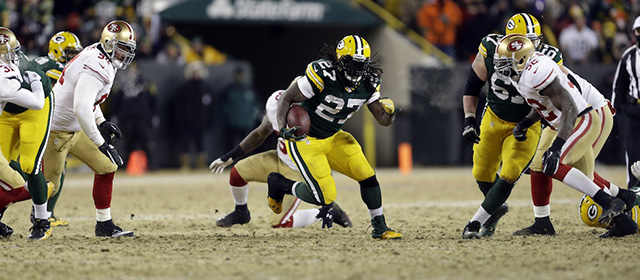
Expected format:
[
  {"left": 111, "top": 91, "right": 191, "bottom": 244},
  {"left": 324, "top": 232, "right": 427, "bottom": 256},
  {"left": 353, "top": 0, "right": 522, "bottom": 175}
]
[
  {"left": 632, "top": 161, "right": 640, "bottom": 180},
  {"left": 23, "top": 71, "right": 41, "bottom": 84},
  {"left": 209, "top": 158, "right": 234, "bottom": 174}
]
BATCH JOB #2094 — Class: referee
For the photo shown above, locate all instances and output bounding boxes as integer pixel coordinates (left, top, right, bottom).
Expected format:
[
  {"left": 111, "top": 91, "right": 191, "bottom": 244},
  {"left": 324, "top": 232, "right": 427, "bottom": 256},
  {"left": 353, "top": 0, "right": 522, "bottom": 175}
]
[{"left": 612, "top": 16, "right": 640, "bottom": 188}]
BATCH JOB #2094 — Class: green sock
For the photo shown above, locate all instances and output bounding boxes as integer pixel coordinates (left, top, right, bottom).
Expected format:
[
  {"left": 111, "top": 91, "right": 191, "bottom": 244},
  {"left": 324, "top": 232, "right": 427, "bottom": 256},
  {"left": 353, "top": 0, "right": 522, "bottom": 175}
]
[
  {"left": 360, "top": 185, "right": 382, "bottom": 210},
  {"left": 481, "top": 178, "right": 514, "bottom": 213},
  {"left": 477, "top": 181, "right": 494, "bottom": 197},
  {"left": 26, "top": 172, "right": 48, "bottom": 205},
  {"left": 292, "top": 182, "right": 323, "bottom": 206}
]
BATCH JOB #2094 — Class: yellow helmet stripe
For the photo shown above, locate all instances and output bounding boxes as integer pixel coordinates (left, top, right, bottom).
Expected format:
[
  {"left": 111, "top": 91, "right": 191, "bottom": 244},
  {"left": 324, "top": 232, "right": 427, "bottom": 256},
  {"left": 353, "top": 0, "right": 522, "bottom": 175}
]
[{"left": 305, "top": 64, "right": 324, "bottom": 91}]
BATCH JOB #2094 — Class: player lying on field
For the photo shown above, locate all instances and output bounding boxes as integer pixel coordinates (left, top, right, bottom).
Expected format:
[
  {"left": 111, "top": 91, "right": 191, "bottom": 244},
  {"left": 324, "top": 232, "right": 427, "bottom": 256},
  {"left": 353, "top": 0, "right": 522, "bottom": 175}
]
[{"left": 209, "top": 84, "right": 352, "bottom": 229}]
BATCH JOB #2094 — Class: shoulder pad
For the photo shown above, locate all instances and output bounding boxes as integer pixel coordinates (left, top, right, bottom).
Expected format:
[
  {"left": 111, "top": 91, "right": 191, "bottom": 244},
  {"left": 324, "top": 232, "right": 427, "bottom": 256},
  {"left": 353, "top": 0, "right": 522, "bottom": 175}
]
[
  {"left": 305, "top": 59, "right": 335, "bottom": 93},
  {"left": 479, "top": 34, "right": 502, "bottom": 58},
  {"left": 523, "top": 54, "right": 558, "bottom": 90}
]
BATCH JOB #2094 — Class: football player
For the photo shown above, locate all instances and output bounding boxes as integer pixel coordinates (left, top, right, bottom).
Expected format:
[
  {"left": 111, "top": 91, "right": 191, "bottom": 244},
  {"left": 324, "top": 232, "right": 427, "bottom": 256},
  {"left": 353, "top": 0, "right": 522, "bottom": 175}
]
[
  {"left": 0, "top": 27, "right": 55, "bottom": 240},
  {"left": 41, "top": 20, "right": 135, "bottom": 237},
  {"left": 0, "top": 28, "right": 49, "bottom": 238},
  {"left": 461, "top": 13, "right": 556, "bottom": 238},
  {"left": 495, "top": 34, "right": 637, "bottom": 238},
  {"left": 265, "top": 35, "right": 402, "bottom": 239},
  {"left": 32, "top": 31, "right": 83, "bottom": 227},
  {"left": 209, "top": 84, "right": 352, "bottom": 229}
]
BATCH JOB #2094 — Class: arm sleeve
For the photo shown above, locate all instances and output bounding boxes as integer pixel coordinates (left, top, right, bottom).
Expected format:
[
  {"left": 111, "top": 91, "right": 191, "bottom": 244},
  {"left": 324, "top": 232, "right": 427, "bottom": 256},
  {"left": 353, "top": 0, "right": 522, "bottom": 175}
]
[
  {"left": 0, "top": 79, "right": 45, "bottom": 110},
  {"left": 73, "top": 72, "right": 106, "bottom": 147}
]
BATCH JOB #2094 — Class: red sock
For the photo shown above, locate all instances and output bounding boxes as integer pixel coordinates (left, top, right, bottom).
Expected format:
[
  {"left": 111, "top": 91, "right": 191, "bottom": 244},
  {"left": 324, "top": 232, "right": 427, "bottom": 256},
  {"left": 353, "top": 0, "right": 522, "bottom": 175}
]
[
  {"left": 531, "top": 170, "right": 553, "bottom": 206},
  {"left": 229, "top": 167, "right": 247, "bottom": 186},
  {"left": 93, "top": 173, "right": 114, "bottom": 209},
  {"left": 0, "top": 187, "right": 30, "bottom": 209},
  {"left": 593, "top": 172, "right": 610, "bottom": 190}
]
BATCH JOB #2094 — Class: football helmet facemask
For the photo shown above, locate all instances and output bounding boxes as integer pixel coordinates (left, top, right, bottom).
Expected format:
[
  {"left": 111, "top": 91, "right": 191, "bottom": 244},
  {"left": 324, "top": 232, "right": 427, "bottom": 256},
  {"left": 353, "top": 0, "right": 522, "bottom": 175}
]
[
  {"left": 49, "top": 31, "right": 83, "bottom": 63},
  {"left": 505, "top": 13, "right": 543, "bottom": 49},
  {"left": 0, "top": 27, "right": 21, "bottom": 65},
  {"left": 100, "top": 20, "right": 136, "bottom": 69},
  {"left": 579, "top": 194, "right": 640, "bottom": 229},
  {"left": 494, "top": 34, "right": 535, "bottom": 81},
  {"left": 335, "top": 35, "right": 371, "bottom": 89}
]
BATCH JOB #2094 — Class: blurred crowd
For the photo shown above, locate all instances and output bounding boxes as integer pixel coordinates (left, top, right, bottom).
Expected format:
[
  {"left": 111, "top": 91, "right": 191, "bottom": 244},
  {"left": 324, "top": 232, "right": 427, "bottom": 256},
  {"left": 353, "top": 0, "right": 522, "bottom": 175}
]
[
  {"left": 0, "top": 0, "right": 226, "bottom": 66},
  {"left": 379, "top": 0, "right": 639, "bottom": 65}
]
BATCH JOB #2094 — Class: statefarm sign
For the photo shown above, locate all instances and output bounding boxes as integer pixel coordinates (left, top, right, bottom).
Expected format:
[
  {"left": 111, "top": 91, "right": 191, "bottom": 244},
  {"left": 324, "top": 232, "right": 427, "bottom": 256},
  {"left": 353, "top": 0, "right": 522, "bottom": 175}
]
[{"left": 206, "top": 0, "right": 326, "bottom": 22}]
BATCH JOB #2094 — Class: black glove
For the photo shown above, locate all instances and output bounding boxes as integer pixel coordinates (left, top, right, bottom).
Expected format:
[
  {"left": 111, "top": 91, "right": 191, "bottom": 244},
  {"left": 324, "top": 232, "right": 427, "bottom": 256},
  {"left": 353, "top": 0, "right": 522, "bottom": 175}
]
[
  {"left": 99, "top": 121, "right": 123, "bottom": 144},
  {"left": 364, "top": 72, "right": 381, "bottom": 93},
  {"left": 542, "top": 138, "right": 565, "bottom": 176},
  {"left": 279, "top": 126, "right": 305, "bottom": 141},
  {"left": 316, "top": 204, "right": 333, "bottom": 229},
  {"left": 462, "top": 116, "right": 480, "bottom": 144},
  {"left": 513, "top": 118, "right": 533, "bottom": 142},
  {"left": 99, "top": 142, "right": 124, "bottom": 166}
]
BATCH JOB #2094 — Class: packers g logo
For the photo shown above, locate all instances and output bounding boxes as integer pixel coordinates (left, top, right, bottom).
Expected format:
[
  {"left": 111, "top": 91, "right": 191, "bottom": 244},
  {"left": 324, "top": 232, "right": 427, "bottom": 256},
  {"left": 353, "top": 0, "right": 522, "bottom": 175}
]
[
  {"left": 0, "top": 34, "right": 9, "bottom": 45},
  {"left": 506, "top": 19, "right": 515, "bottom": 30},
  {"left": 587, "top": 204, "right": 599, "bottom": 221},
  {"left": 52, "top": 35, "right": 66, "bottom": 44},
  {"left": 337, "top": 39, "right": 345, "bottom": 50},
  {"left": 108, "top": 23, "right": 122, "bottom": 33},
  {"left": 508, "top": 40, "right": 524, "bottom": 51}
]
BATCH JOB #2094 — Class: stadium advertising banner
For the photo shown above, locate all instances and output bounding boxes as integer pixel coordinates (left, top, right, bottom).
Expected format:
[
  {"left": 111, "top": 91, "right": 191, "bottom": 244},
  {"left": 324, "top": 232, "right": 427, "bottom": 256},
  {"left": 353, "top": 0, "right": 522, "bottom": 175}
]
[{"left": 160, "top": 0, "right": 380, "bottom": 26}]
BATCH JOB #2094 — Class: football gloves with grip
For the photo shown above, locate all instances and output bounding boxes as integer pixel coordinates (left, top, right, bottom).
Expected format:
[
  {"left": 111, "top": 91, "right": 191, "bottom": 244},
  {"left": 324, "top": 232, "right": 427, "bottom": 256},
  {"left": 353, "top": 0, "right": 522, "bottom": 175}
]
[
  {"left": 512, "top": 118, "right": 533, "bottom": 142},
  {"left": 23, "top": 71, "right": 41, "bottom": 84},
  {"left": 379, "top": 97, "right": 397, "bottom": 116},
  {"left": 462, "top": 117, "right": 480, "bottom": 144},
  {"left": 99, "top": 142, "right": 123, "bottom": 166},
  {"left": 316, "top": 204, "right": 333, "bottom": 229},
  {"left": 99, "top": 121, "right": 122, "bottom": 145},
  {"left": 542, "top": 138, "right": 565, "bottom": 176},
  {"left": 209, "top": 158, "right": 233, "bottom": 174},
  {"left": 279, "top": 126, "right": 305, "bottom": 141}
]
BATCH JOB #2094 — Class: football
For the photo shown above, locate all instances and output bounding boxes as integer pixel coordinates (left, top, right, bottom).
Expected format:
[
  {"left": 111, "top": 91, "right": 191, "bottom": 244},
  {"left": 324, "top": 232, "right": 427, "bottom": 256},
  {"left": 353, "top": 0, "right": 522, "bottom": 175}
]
[{"left": 287, "top": 104, "right": 310, "bottom": 137}]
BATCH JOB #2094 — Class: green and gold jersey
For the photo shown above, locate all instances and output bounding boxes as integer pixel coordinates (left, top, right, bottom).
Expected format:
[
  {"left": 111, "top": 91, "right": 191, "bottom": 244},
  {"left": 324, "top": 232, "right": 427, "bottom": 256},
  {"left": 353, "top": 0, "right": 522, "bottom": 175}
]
[
  {"left": 300, "top": 59, "right": 380, "bottom": 139},
  {"left": 478, "top": 34, "right": 563, "bottom": 122},
  {"left": 2, "top": 53, "right": 53, "bottom": 114},
  {"left": 33, "top": 55, "right": 64, "bottom": 85}
]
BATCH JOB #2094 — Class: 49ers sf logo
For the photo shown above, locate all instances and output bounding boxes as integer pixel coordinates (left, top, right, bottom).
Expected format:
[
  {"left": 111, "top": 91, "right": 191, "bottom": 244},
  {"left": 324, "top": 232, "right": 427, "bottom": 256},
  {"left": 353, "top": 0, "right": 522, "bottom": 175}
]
[
  {"left": 508, "top": 40, "right": 524, "bottom": 51},
  {"left": 107, "top": 23, "right": 122, "bottom": 33},
  {"left": 0, "top": 34, "right": 10, "bottom": 45}
]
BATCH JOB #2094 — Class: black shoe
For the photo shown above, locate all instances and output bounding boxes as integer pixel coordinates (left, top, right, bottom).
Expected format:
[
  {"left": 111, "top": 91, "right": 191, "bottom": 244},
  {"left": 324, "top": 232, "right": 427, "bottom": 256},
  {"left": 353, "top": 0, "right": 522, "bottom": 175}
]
[
  {"left": 331, "top": 202, "right": 353, "bottom": 228},
  {"left": 28, "top": 218, "right": 52, "bottom": 240},
  {"left": 267, "top": 172, "right": 293, "bottom": 214},
  {"left": 371, "top": 215, "right": 402, "bottom": 239},
  {"left": 599, "top": 214, "right": 638, "bottom": 238},
  {"left": 216, "top": 204, "right": 251, "bottom": 227},
  {"left": 0, "top": 222, "right": 13, "bottom": 238},
  {"left": 513, "top": 217, "right": 556, "bottom": 236},
  {"left": 316, "top": 204, "right": 333, "bottom": 229},
  {"left": 480, "top": 203, "right": 509, "bottom": 237},
  {"left": 95, "top": 220, "right": 134, "bottom": 237},
  {"left": 462, "top": 221, "right": 482, "bottom": 239},
  {"left": 593, "top": 190, "right": 626, "bottom": 226},
  {"left": 616, "top": 189, "right": 637, "bottom": 213}
]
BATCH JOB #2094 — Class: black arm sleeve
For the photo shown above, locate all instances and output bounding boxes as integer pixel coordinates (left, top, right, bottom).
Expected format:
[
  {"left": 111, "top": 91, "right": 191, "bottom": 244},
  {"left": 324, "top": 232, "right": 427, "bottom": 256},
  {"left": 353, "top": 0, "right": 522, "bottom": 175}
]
[{"left": 463, "top": 67, "right": 485, "bottom": 97}]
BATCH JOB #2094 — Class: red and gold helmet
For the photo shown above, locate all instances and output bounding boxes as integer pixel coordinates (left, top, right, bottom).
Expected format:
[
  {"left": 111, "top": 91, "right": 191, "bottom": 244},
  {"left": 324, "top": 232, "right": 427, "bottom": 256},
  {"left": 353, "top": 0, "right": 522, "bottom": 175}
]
[
  {"left": 100, "top": 20, "right": 136, "bottom": 69},
  {"left": 0, "top": 27, "right": 20, "bottom": 65}
]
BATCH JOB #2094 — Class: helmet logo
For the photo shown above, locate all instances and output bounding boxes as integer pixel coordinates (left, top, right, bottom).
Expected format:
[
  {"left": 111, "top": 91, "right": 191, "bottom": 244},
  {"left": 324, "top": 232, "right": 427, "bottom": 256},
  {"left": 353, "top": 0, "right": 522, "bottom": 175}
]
[
  {"left": 587, "top": 204, "right": 598, "bottom": 221},
  {"left": 53, "top": 35, "right": 66, "bottom": 44},
  {"left": 337, "top": 40, "right": 345, "bottom": 50},
  {"left": 108, "top": 23, "right": 122, "bottom": 33},
  {"left": 506, "top": 19, "right": 515, "bottom": 30},
  {"left": 508, "top": 40, "right": 524, "bottom": 52},
  {"left": 0, "top": 34, "right": 9, "bottom": 45}
]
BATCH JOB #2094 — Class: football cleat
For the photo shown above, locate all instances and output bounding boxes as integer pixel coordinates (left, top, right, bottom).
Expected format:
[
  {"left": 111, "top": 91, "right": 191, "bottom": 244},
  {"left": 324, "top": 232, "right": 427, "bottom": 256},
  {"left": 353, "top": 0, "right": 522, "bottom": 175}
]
[
  {"left": 0, "top": 222, "right": 13, "bottom": 238},
  {"left": 513, "top": 217, "right": 556, "bottom": 236},
  {"left": 591, "top": 190, "right": 626, "bottom": 226},
  {"left": 216, "top": 205, "right": 251, "bottom": 227},
  {"left": 371, "top": 215, "right": 402, "bottom": 239},
  {"left": 479, "top": 203, "right": 509, "bottom": 237},
  {"left": 462, "top": 221, "right": 482, "bottom": 239},
  {"left": 599, "top": 213, "right": 638, "bottom": 238},
  {"left": 267, "top": 172, "right": 290, "bottom": 214},
  {"left": 616, "top": 189, "right": 637, "bottom": 213},
  {"left": 95, "top": 220, "right": 134, "bottom": 237},
  {"left": 48, "top": 216, "right": 69, "bottom": 227},
  {"left": 28, "top": 218, "right": 52, "bottom": 240},
  {"left": 331, "top": 202, "right": 353, "bottom": 228}
]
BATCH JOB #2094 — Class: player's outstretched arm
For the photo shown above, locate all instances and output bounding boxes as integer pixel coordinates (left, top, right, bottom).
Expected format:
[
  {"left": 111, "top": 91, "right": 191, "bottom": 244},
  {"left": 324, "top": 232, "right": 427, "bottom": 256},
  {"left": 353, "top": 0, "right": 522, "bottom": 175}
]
[
  {"left": 461, "top": 52, "right": 488, "bottom": 144},
  {"left": 1, "top": 71, "right": 45, "bottom": 110},
  {"left": 367, "top": 98, "right": 395, "bottom": 126},
  {"left": 210, "top": 115, "right": 273, "bottom": 174}
]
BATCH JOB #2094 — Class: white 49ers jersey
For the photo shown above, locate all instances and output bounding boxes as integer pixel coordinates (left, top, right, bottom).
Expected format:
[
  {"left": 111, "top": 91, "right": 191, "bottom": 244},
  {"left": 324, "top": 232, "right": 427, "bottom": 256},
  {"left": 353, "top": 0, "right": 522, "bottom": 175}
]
[
  {"left": 51, "top": 43, "right": 116, "bottom": 132},
  {"left": 514, "top": 52, "right": 590, "bottom": 129},
  {"left": 0, "top": 61, "right": 24, "bottom": 114},
  {"left": 564, "top": 67, "right": 606, "bottom": 110},
  {"left": 265, "top": 90, "right": 297, "bottom": 171}
]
